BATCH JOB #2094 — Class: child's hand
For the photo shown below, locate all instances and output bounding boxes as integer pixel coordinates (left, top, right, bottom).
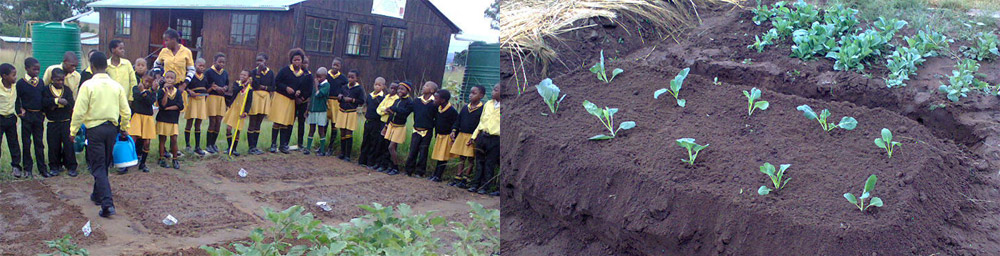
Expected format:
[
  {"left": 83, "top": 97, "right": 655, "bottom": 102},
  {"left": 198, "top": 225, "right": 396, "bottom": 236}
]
[
  {"left": 285, "top": 87, "right": 295, "bottom": 95},
  {"left": 380, "top": 127, "right": 387, "bottom": 136},
  {"left": 58, "top": 98, "right": 68, "bottom": 106},
  {"left": 241, "top": 113, "right": 247, "bottom": 118},
  {"left": 19, "top": 108, "right": 25, "bottom": 116},
  {"left": 450, "top": 132, "right": 457, "bottom": 140}
]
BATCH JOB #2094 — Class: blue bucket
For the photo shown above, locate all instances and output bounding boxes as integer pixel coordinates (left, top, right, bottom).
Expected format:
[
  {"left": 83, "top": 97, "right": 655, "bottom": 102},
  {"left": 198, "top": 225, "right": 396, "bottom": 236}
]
[
  {"left": 113, "top": 134, "right": 138, "bottom": 168},
  {"left": 74, "top": 125, "right": 87, "bottom": 153}
]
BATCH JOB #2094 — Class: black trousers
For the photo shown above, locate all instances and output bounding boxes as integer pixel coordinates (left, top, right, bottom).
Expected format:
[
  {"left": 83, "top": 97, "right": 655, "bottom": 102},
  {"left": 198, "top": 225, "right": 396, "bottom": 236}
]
[
  {"left": 20, "top": 111, "right": 46, "bottom": 173},
  {"left": 358, "top": 119, "right": 383, "bottom": 165},
  {"left": 47, "top": 121, "right": 77, "bottom": 171},
  {"left": 470, "top": 134, "right": 500, "bottom": 190},
  {"left": 405, "top": 129, "right": 433, "bottom": 175},
  {"left": 0, "top": 115, "right": 20, "bottom": 169},
  {"left": 375, "top": 126, "right": 391, "bottom": 168},
  {"left": 87, "top": 122, "right": 117, "bottom": 208},
  {"left": 295, "top": 103, "right": 307, "bottom": 146}
]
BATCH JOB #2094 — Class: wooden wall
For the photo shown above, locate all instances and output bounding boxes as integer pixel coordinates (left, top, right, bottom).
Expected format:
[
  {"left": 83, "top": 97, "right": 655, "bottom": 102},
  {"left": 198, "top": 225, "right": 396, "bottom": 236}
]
[
  {"left": 98, "top": 8, "right": 153, "bottom": 62},
  {"left": 200, "top": 10, "right": 296, "bottom": 80}
]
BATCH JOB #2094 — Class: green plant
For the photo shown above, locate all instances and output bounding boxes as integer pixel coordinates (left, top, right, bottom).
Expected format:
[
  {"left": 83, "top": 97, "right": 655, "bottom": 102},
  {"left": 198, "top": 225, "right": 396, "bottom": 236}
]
[
  {"left": 826, "top": 29, "right": 890, "bottom": 72},
  {"left": 963, "top": 32, "right": 1000, "bottom": 61},
  {"left": 790, "top": 22, "right": 838, "bottom": 60},
  {"left": 742, "top": 58, "right": 754, "bottom": 65},
  {"left": 748, "top": 29, "right": 779, "bottom": 52},
  {"left": 743, "top": 87, "right": 770, "bottom": 116},
  {"left": 822, "top": 4, "right": 859, "bottom": 35},
  {"left": 39, "top": 235, "right": 89, "bottom": 256},
  {"left": 536, "top": 78, "right": 566, "bottom": 114},
  {"left": 844, "top": 174, "right": 884, "bottom": 212},
  {"left": 787, "top": 0, "right": 820, "bottom": 29},
  {"left": 939, "top": 59, "right": 989, "bottom": 102},
  {"left": 582, "top": 100, "right": 636, "bottom": 140},
  {"left": 450, "top": 202, "right": 501, "bottom": 256},
  {"left": 757, "top": 163, "right": 791, "bottom": 195},
  {"left": 796, "top": 104, "right": 858, "bottom": 131},
  {"left": 676, "top": 138, "right": 708, "bottom": 165},
  {"left": 654, "top": 68, "right": 690, "bottom": 107},
  {"left": 884, "top": 47, "right": 925, "bottom": 88},
  {"left": 751, "top": 0, "right": 775, "bottom": 25},
  {"left": 590, "top": 50, "right": 623, "bottom": 83},
  {"left": 874, "top": 128, "right": 901, "bottom": 158},
  {"left": 904, "top": 29, "right": 952, "bottom": 57},
  {"left": 872, "top": 17, "right": 907, "bottom": 39}
]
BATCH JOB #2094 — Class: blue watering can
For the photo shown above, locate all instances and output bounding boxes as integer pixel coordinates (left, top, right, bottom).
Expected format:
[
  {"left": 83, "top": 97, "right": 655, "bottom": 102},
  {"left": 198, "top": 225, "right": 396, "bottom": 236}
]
[
  {"left": 74, "top": 125, "right": 87, "bottom": 153},
  {"left": 113, "top": 134, "right": 138, "bottom": 168}
]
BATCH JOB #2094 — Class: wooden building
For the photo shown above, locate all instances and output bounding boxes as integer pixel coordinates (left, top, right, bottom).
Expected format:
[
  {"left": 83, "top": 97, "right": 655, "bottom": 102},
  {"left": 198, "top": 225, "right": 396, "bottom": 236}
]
[{"left": 88, "top": 0, "right": 460, "bottom": 88}]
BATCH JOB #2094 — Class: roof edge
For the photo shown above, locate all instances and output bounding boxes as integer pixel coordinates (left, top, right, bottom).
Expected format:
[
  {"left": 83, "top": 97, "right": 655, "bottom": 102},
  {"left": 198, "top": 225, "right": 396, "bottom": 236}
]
[
  {"left": 421, "top": 0, "right": 461, "bottom": 33},
  {"left": 88, "top": 5, "right": 292, "bottom": 11}
]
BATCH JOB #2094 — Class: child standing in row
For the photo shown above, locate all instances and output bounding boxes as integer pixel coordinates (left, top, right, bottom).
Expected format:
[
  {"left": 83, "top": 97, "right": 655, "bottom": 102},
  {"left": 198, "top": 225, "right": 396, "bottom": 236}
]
[
  {"left": 129, "top": 71, "right": 157, "bottom": 172},
  {"left": 223, "top": 70, "right": 253, "bottom": 156},
  {"left": 41, "top": 69, "right": 77, "bottom": 177},
  {"left": 17, "top": 57, "right": 51, "bottom": 177},
  {"left": 428, "top": 89, "right": 457, "bottom": 182},
  {"left": 157, "top": 71, "right": 184, "bottom": 169},
  {"left": 358, "top": 77, "right": 386, "bottom": 168},
  {"left": 205, "top": 53, "right": 229, "bottom": 154},
  {"left": 0, "top": 64, "right": 22, "bottom": 177},
  {"left": 247, "top": 53, "right": 273, "bottom": 155},
  {"left": 305, "top": 67, "right": 330, "bottom": 155},
  {"left": 271, "top": 49, "right": 307, "bottom": 154},
  {"left": 383, "top": 81, "right": 413, "bottom": 175},
  {"left": 448, "top": 85, "right": 485, "bottom": 188},
  {"left": 184, "top": 58, "right": 209, "bottom": 156},
  {"left": 325, "top": 58, "right": 347, "bottom": 155},
  {"left": 335, "top": 70, "right": 364, "bottom": 161},
  {"left": 375, "top": 82, "right": 399, "bottom": 173},
  {"left": 405, "top": 81, "right": 439, "bottom": 177}
]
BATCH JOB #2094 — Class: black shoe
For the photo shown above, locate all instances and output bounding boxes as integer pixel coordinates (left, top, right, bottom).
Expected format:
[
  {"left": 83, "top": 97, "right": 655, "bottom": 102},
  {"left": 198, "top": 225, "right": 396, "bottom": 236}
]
[
  {"left": 11, "top": 167, "right": 22, "bottom": 178},
  {"left": 67, "top": 169, "right": 78, "bottom": 177},
  {"left": 91, "top": 198, "right": 100, "bottom": 206},
  {"left": 173, "top": 159, "right": 181, "bottom": 169},
  {"left": 317, "top": 151, "right": 326, "bottom": 156},
  {"left": 468, "top": 187, "right": 479, "bottom": 193},
  {"left": 117, "top": 168, "right": 129, "bottom": 175},
  {"left": 280, "top": 146, "right": 290, "bottom": 154},
  {"left": 456, "top": 182, "right": 469, "bottom": 189},
  {"left": 99, "top": 206, "right": 116, "bottom": 218},
  {"left": 428, "top": 176, "right": 441, "bottom": 182},
  {"left": 269, "top": 145, "right": 277, "bottom": 153},
  {"left": 477, "top": 189, "right": 487, "bottom": 195},
  {"left": 489, "top": 191, "right": 500, "bottom": 197},
  {"left": 303, "top": 148, "right": 311, "bottom": 155},
  {"left": 51, "top": 167, "right": 64, "bottom": 175},
  {"left": 140, "top": 165, "right": 150, "bottom": 173},
  {"left": 376, "top": 167, "right": 386, "bottom": 173},
  {"left": 40, "top": 170, "right": 53, "bottom": 178},
  {"left": 159, "top": 159, "right": 168, "bottom": 168},
  {"left": 386, "top": 169, "right": 399, "bottom": 175},
  {"left": 226, "top": 148, "right": 241, "bottom": 156},
  {"left": 208, "top": 145, "right": 219, "bottom": 154},
  {"left": 249, "top": 148, "right": 265, "bottom": 155},
  {"left": 194, "top": 148, "right": 207, "bottom": 156}
]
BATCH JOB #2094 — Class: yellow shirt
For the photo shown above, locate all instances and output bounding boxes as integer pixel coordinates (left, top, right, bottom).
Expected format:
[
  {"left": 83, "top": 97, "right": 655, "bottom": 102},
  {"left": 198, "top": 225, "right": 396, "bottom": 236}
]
[
  {"left": 106, "top": 58, "right": 137, "bottom": 101},
  {"left": 472, "top": 99, "right": 500, "bottom": 139},
  {"left": 70, "top": 73, "right": 132, "bottom": 136},
  {"left": 0, "top": 83, "right": 15, "bottom": 116},
  {"left": 155, "top": 45, "right": 194, "bottom": 82},
  {"left": 43, "top": 63, "right": 82, "bottom": 98},
  {"left": 377, "top": 94, "right": 399, "bottom": 122}
]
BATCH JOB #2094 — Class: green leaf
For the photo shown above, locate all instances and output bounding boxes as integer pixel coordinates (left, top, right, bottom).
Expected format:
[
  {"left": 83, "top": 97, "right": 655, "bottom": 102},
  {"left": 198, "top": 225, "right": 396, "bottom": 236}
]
[
  {"left": 582, "top": 100, "right": 602, "bottom": 117},
  {"left": 671, "top": 68, "right": 691, "bottom": 93},
  {"left": 607, "top": 108, "right": 619, "bottom": 117},
  {"left": 693, "top": 143, "right": 709, "bottom": 152},
  {"left": 743, "top": 90, "right": 751, "bottom": 99},
  {"left": 619, "top": 121, "right": 636, "bottom": 130},
  {"left": 755, "top": 101, "right": 769, "bottom": 110},
  {"left": 819, "top": 109, "right": 831, "bottom": 121},
  {"left": 860, "top": 191, "right": 870, "bottom": 199},
  {"left": 758, "top": 186, "right": 772, "bottom": 195},
  {"left": 760, "top": 162, "right": 775, "bottom": 176},
  {"left": 676, "top": 138, "right": 696, "bottom": 148},
  {"left": 677, "top": 99, "right": 686, "bottom": 107},
  {"left": 874, "top": 138, "right": 886, "bottom": 149},
  {"left": 869, "top": 197, "right": 883, "bottom": 207},
  {"left": 796, "top": 105, "right": 817, "bottom": 120},
  {"left": 589, "top": 134, "right": 613, "bottom": 140},
  {"left": 750, "top": 87, "right": 762, "bottom": 100},
  {"left": 654, "top": 88, "right": 668, "bottom": 99},
  {"left": 611, "top": 68, "right": 624, "bottom": 81},
  {"left": 864, "top": 174, "right": 877, "bottom": 193},
  {"left": 881, "top": 128, "right": 893, "bottom": 142},
  {"left": 844, "top": 193, "right": 858, "bottom": 204},
  {"left": 838, "top": 117, "right": 858, "bottom": 130}
]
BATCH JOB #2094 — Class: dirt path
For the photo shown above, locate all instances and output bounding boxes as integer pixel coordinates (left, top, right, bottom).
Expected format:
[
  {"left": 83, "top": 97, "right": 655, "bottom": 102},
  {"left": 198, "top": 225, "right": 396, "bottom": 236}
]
[{"left": 0, "top": 154, "right": 497, "bottom": 255}]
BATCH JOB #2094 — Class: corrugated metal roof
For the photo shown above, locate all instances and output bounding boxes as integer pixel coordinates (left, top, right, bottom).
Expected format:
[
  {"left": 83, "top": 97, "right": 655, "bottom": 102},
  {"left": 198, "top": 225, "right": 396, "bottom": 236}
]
[
  {"left": 0, "top": 36, "right": 31, "bottom": 43},
  {"left": 87, "top": 0, "right": 306, "bottom": 11}
]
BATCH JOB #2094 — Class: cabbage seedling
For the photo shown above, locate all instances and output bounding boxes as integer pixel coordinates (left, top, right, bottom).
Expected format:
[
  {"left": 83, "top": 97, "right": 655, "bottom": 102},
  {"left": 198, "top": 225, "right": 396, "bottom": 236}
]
[
  {"left": 874, "top": 128, "right": 901, "bottom": 158},
  {"left": 654, "top": 68, "right": 690, "bottom": 107},
  {"left": 844, "top": 174, "right": 883, "bottom": 212},
  {"left": 583, "top": 100, "right": 636, "bottom": 140},
  {"left": 590, "top": 50, "right": 624, "bottom": 83},
  {"left": 536, "top": 78, "right": 566, "bottom": 114},
  {"left": 796, "top": 105, "right": 857, "bottom": 131},
  {"left": 743, "top": 87, "right": 770, "bottom": 116},
  {"left": 757, "top": 163, "right": 790, "bottom": 195},
  {"left": 675, "top": 138, "right": 708, "bottom": 165}
]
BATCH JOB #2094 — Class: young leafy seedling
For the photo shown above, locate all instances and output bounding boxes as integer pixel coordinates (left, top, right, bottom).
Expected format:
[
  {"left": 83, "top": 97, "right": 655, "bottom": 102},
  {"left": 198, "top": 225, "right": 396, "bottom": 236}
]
[
  {"left": 743, "top": 87, "right": 769, "bottom": 116},
  {"left": 874, "top": 128, "right": 901, "bottom": 158},
  {"left": 654, "top": 68, "right": 690, "bottom": 107},
  {"left": 757, "top": 163, "right": 790, "bottom": 195},
  {"left": 536, "top": 78, "right": 566, "bottom": 114},
  {"left": 583, "top": 100, "right": 635, "bottom": 141},
  {"left": 844, "top": 174, "right": 883, "bottom": 212},
  {"left": 796, "top": 105, "right": 857, "bottom": 131},
  {"left": 676, "top": 138, "right": 708, "bottom": 165},
  {"left": 590, "top": 50, "right": 624, "bottom": 83}
]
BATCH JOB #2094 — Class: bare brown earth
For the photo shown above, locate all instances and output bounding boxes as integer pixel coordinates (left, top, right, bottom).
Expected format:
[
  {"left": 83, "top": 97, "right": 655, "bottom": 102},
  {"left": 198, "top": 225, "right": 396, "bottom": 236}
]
[{"left": 0, "top": 154, "right": 497, "bottom": 255}]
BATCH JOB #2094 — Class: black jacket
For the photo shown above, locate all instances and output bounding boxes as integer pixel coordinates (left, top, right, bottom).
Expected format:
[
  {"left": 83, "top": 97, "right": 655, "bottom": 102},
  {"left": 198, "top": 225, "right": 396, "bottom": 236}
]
[
  {"left": 15, "top": 77, "right": 46, "bottom": 111},
  {"left": 388, "top": 96, "right": 413, "bottom": 125},
  {"left": 411, "top": 95, "right": 437, "bottom": 130},
  {"left": 364, "top": 93, "right": 385, "bottom": 120},
  {"left": 251, "top": 67, "right": 275, "bottom": 92},
  {"left": 275, "top": 66, "right": 304, "bottom": 99},
  {"left": 327, "top": 71, "right": 348, "bottom": 102},
  {"left": 132, "top": 86, "right": 156, "bottom": 116},
  {"left": 453, "top": 102, "right": 484, "bottom": 134},
  {"left": 188, "top": 73, "right": 209, "bottom": 95},
  {"left": 338, "top": 83, "right": 365, "bottom": 111},
  {"left": 41, "top": 86, "right": 74, "bottom": 121},
  {"left": 434, "top": 104, "right": 458, "bottom": 135},
  {"left": 155, "top": 87, "right": 185, "bottom": 123},
  {"left": 206, "top": 67, "right": 229, "bottom": 96}
]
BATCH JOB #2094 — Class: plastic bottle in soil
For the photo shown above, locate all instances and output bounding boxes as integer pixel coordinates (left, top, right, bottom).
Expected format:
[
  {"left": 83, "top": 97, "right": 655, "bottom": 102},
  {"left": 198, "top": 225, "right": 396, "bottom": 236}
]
[
  {"left": 316, "top": 201, "right": 332, "bottom": 211},
  {"left": 82, "top": 221, "right": 92, "bottom": 237},
  {"left": 238, "top": 168, "right": 248, "bottom": 177},
  {"left": 163, "top": 215, "right": 178, "bottom": 225}
]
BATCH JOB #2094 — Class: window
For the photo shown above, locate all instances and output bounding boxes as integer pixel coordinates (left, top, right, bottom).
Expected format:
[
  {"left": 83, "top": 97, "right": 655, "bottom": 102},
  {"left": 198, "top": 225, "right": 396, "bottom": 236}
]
[
  {"left": 305, "top": 17, "right": 337, "bottom": 53},
  {"left": 230, "top": 13, "right": 259, "bottom": 47},
  {"left": 176, "top": 19, "right": 192, "bottom": 41},
  {"left": 115, "top": 11, "right": 131, "bottom": 36},
  {"left": 346, "top": 23, "right": 373, "bottom": 56},
  {"left": 379, "top": 27, "right": 405, "bottom": 59}
]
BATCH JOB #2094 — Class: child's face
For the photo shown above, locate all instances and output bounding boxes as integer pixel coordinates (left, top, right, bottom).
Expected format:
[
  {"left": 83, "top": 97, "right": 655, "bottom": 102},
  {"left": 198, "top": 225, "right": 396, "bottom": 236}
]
[
  {"left": 239, "top": 71, "right": 250, "bottom": 81},
  {"left": 1, "top": 70, "right": 15, "bottom": 85},
  {"left": 27, "top": 64, "right": 40, "bottom": 77},
  {"left": 469, "top": 87, "right": 483, "bottom": 103},
  {"left": 142, "top": 74, "right": 153, "bottom": 87},
  {"left": 348, "top": 73, "right": 357, "bottom": 84},
  {"left": 492, "top": 85, "right": 501, "bottom": 99},
  {"left": 134, "top": 59, "right": 147, "bottom": 74},
  {"left": 165, "top": 72, "right": 177, "bottom": 85},
  {"left": 303, "top": 58, "right": 310, "bottom": 70},
  {"left": 397, "top": 86, "right": 409, "bottom": 97},
  {"left": 163, "top": 35, "right": 177, "bottom": 48},
  {"left": 256, "top": 56, "right": 267, "bottom": 69},
  {"left": 421, "top": 82, "right": 435, "bottom": 94},
  {"left": 389, "top": 84, "right": 397, "bottom": 94},
  {"left": 195, "top": 61, "right": 206, "bottom": 74},
  {"left": 113, "top": 44, "right": 126, "bottom": 57},
  {"left": 215, "top": 57, "right": 226, "bottom": 70},
  {"left": 291, "top": 55, "right": 303, "bottom": 69},
  {"left": 433, "top": 93, "right": 446, "bottom": 105},
  {"left": 331, "top": 60, "right": 341, "bottom": 73},
  {"left": 51, "top": 75, "right": 65, "bottom": 88},
  {"left": 374, "top": 81, "right": 385, "bottom": 93}
]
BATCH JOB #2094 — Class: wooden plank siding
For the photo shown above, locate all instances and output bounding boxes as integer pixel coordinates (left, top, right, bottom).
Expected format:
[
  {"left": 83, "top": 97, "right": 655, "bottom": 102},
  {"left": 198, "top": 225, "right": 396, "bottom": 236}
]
[
  {"left": 200, "top": 10, "right": 296, "bottom": 81},
  {"left": 98, "top": 8, "right": 152, "bottom": 61}
]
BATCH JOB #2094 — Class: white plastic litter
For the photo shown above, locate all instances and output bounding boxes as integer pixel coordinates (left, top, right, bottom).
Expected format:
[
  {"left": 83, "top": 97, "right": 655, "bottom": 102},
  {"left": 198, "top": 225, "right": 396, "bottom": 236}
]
[
  {"left": 238, "top": 168, "right": 248, "bottom": 178},
  {"left": 316, "top": 201, "right": 332, "bottom": 211},
  {"left": 82, "top": 221, "right": 92, "bottom": 237},
  {"left": 163, "top": 215, "right": 178, "bottom": 226}
]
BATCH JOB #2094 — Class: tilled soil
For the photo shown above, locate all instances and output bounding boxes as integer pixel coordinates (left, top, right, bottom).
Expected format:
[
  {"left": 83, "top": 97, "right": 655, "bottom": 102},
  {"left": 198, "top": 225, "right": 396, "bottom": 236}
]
[
  {"left": 0, "top": 181, "right": 108, "bottom": 255},
  {"left": 114, "top": 172, "right": 255, "bottom": 237},
  {"left": 207, "top": 155, "right": 357, "bottom": 183},
  {"left": 502, "top": 2, "right": 1000, "bottom": 254}
]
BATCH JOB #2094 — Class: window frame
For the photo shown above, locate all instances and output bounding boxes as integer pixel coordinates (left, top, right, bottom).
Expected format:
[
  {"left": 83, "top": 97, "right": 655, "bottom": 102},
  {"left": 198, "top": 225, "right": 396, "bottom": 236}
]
[
  {"left": 176, "top": 18, "right": 193, "bottom": 42},
  {"left": 304, "top": 16, "right": 338, "bottom": 54},
  {"left": 379, "top": 27, "right": 406, "bottom": 59},
  {"left": 114, "top": 10, "right": 131, "bottom": 37},
  {"left": 229, "top": 13, "right": 260, "bottom": 47},
  {"left": 345, "top": 22, "right": 373, "bottom": 56}
]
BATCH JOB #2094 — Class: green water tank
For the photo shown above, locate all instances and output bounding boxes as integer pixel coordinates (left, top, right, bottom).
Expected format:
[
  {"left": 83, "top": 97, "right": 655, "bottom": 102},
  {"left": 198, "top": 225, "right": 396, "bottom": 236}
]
[
  {"left": 31, "top": 22, "right": 82, "bottom": 72},
  {"left": 461, "top": 41, "right": 501, "bottom": 101}
]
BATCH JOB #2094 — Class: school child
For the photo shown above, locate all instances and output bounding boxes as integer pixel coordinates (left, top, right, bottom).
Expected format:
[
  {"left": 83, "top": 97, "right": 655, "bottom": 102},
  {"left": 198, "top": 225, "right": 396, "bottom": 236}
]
[
  {"left": 468, "top": 83, "right": 503, "bottom": 195},
  {"left": 335, "top": 69, "right": 365, "bottom": 161},
  {"left": 428, "top": 89, "right": 457, "bottom": 182},
  {"left": 16, "top": 57, "right": 53, "bottom": 177},
  {"left": 134, "top": 58, "right": 148, "bottom": 87},
  {"left": 383, "top": 81, "right": 414, "bottom": 176},
  {"left": 270, "top": 48, "right": 307, "bottom": 154},
  {"left": 205, "top": 53, "right": 230, "bottom": 154},
  {"left": 358, "top": 77, "right": 386, "bottom": 168},
  {"left": 79, "top": 49, "right": 98, "bottom": 85},
  {"left": 223, "top": 70, "right": 253, "bottom": 156},
  {"left": 156, "top": 71, "right": 184, "bottom": 169},
  {"left": 41, "top": 68, "right": 77, "bottom": 177},
  {"left": 404, "top": 81, "right": 439, "bottom": 177},
  {"left": 0, "top": 64, "right": 22, "bottom": 177},
  {"left": 325, "top": 58, "right": 347, "bottom": 155},
  {"left": 292, "top": 57, "right": 314, "bottom": 152},
  {"left": 246, "top": 53, "right": 274, "bottom": 155},
  {"left": 305, "top": 67, "right": 330, "bottom": 155},
  {"left": 183, "top": 58, "right": 209, "bottom": 155},
  {"left": 127, "top": 71, "right": 157, "bottom": 173},
  {"left": 374, "top": 82, "right": 399, "bottom": 172},
  {"left": 448, "top": 85, "right": 485, "bottom": 188},
  {"left": 42, "top": 52, "right": 81, "bottom": 98},
  {"left": 106, "top": 40, "right": 137, "bottom": 106}
]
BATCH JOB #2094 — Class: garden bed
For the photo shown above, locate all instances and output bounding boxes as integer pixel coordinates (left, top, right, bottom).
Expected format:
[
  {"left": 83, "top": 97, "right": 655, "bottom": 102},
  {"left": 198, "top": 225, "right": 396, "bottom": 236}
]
[
  {"left": 208, "top": 155, "right": 360, "bottom": 183},
  {"left": 0, "top": 181, "right": 107, "bottom": 255}
]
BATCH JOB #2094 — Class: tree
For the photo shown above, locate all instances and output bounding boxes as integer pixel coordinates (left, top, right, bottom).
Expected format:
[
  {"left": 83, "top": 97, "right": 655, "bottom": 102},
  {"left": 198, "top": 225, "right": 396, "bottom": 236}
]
[
  {"left": 453, "top": 49, "right": 469, "bottom": 66},
  {"left": 484, "top": 0, "right": 499, "bottom": 30},
  {"left": 0, "top": 0, "right": 94, "bottom": 36}
]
